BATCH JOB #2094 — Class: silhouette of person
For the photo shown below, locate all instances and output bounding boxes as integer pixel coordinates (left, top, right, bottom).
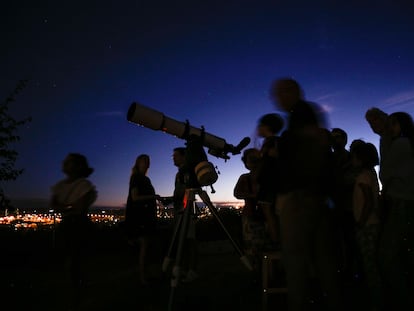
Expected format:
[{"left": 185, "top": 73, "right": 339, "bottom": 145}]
[
  {"left": 50, "top": 153, "right": 97, "bottom": 307},
  {"left": 330, "top": 129, "right": 359, "bottom": 279},
  {"left": 256, "top": 113, "right": 284, "bottom": 246},
  {"left": 331, "top": 128, "right": 351, "bottom": 178},
  {"left": 234, "top": 148, "right": 265, "bottom": 272},
  {"left": 350, "top": 139, "right": 366, "bottom": 153},
  {"left": 270, "top": 78, "right": 342, "bottom": 311},
  {"left": 378, "top": 112, "right": 414, "bottom": 309},
  {"left": 173, "top": 147, "right": 187, "bottom": 217},
  {"left": 365, "top": 108, "right": 392, "bottom": 167},
  {"left": 172, "top": 147, "right": 198, "bottom": 282},
  {"left": 125, "top": 154, "right": 158, "bottom": 285},
  {"left": 351, "top": 142, "right": 382, "bottom": 310}
]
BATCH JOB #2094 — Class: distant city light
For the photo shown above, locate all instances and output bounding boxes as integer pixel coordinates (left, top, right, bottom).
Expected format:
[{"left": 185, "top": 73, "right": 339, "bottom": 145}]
[{"left": 0, "top": 202, "right": 243, "bottom": 231}]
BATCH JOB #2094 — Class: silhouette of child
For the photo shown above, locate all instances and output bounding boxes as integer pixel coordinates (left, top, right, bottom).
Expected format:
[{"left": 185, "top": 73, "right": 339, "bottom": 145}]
[
  {"left": 256, "top": 113, "right": 284, "bottom": 247},
  {"left": 234, "top": 148, "right": 266, "bottom": 273},
  {"left": 352, "top": 142, "right": 382, "bottom": 310}
]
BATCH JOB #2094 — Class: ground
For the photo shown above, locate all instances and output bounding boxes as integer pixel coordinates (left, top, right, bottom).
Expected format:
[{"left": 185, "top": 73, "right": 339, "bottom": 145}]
[
  {"left": 1, "top": 216, "right": 269, "bottom": 311},
  {"left": 1, "top": 216, "right": 368, "bottom": 311}
]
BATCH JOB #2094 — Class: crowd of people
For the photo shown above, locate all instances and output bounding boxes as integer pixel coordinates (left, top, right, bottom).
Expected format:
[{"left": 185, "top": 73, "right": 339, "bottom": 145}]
[
  {"left": 49, "top": 78, "right": 413, "bottom": 310},
  {"left": 235, "top": 78, "right": 414, "bottom": 311}
]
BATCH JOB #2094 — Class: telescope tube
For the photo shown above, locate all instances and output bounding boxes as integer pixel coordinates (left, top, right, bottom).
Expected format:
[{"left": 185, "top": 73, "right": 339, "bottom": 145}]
[{"left": 127, "top": 102, "right": 228, "bottom": 152}]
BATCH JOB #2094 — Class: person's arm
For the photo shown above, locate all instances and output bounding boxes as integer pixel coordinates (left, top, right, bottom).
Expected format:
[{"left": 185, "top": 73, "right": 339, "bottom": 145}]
[
  {"left": 129, "top": 175, "right": 159, "bottom": 202},
  {"left": 234, "top": 176, "right": 247, "bottom": 199},
  {"left": 234, "top": 175, "right": 256, "bottom": 200},
  {"left": 50, "top": 182, "right": 65, "bottom": 212},
  {"left": 62, "top": 189, "right": 97, "bottom": 216},
  {"left": 50, "top": 195, "right": 65, "bottom": 212},
  {"left": 130, "top": 188, "right": 159, "bottom": 202}
]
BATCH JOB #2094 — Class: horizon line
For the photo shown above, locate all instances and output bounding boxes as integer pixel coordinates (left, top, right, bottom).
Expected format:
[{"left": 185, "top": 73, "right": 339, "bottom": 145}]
[{"left": 7, "top": 197, "right": 244, "bottom": 208}]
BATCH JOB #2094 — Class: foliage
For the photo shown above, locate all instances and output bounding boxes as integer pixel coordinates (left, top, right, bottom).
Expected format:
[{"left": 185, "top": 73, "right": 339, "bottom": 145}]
[{"left": 0, "top": 80, "right": 32, "bottom": 210}]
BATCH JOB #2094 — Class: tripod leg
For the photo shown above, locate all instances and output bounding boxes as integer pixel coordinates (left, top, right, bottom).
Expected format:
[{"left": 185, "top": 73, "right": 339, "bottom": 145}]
[
  {"left": 163, "top": 211, "right": 184, "bottom": 272},
  {"left": 168, "top": 193, "right": 193, "bottom": 311},
  {"left": 198, "top": 190, "right": 253, "bottom": 271}
]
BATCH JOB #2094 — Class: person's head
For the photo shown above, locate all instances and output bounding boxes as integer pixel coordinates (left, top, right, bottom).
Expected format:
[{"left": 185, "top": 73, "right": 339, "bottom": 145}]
[
  {"left": 350, "top": 139, "right": 365, "bottom": 154},
  {"left": 331, "top": 128, "right": 348, "bottom": 151},
  {"left": 351, "top": 142, "right": 379, "bottom": 169},
  {"left": 241, "top": 148, "right": 261, "bottom": 171},
  {"left": 389, "top": 112, "right": 414, "bottom": 138},
  {"left": 257, "top": 113, "right": 284, "bottom": 138},
  {"left": 270, "top": 78, "right": 304, "bottom": 112},
  {"left": 62, "top": 153, "right": 94, "bottom": 179},
  {"left": 173, "top": 147, "right": 186, "bottom": 168},
  {"left": 365, "top": 107, "right": 388, "bottom": 135},
  {"left": 132, "top": 154, "right": 150, "bottom": 175}
]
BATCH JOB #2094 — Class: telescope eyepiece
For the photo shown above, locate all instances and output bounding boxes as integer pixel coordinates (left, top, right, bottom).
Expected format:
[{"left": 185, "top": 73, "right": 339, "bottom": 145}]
[{"left": 232, "top": 137, "right": 251, "bottom": 155}]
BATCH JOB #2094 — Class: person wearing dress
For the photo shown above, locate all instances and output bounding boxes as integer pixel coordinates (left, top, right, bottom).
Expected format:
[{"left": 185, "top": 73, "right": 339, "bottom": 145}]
[{"left": 125, "top": 154, "right": 159, "bottom": 285}]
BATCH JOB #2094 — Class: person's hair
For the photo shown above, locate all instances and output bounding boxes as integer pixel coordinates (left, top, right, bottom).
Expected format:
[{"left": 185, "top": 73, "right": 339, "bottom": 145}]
[
  {"left": 331, "top": 128, "right": 348, "bottom": 145},
  {"left": 132, "top": 154, "right": 150, "bottom": 175},
  {"left": 350, "top": 139, "right": 365, "bottom": 154},
  {"left": 389, "top": 111, "right": 414, "bottom": 154},
  {"left": 258, "top": 113, "right": 284, "bottom": 134},
  {"left": 173, "top": 147, "right": 186, "bottom": 156},
  {"left": 67, "top": 153, "right": 94, "bottom": 178},
  {"left": 241, "top": 148, "right": 260, "bottom": 164},
  {"left": 352, "top": 142, "right": 379, "bottom": 169},
  {"left": 365, "top": 107, "right": 388, "bottom": 121}
]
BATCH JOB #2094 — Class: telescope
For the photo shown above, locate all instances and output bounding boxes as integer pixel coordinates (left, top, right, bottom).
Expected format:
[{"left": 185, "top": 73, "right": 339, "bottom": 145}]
[
  {"left": 127, "top": 102, "right": 250, "bottom": 188},
  {"left": 127, "top": 102, "right": 254, "bottom": 305},
  {"left": 127, "top": 102, "right": 250, "bottom": 161}
]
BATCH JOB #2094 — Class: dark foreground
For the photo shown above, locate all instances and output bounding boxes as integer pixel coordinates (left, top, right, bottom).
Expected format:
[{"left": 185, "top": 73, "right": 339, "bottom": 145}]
[
  {"left": 1, "top": 218, "right": 369, "bottom": 311},
  {"left": 0, "top": 217, "right": 266, "bottom": 311}
]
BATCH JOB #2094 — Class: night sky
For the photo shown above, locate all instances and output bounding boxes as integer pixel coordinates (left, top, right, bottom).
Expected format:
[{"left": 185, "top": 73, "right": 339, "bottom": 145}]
[{"left": 2, "top": 0, "right": 414, "bottom": 206}]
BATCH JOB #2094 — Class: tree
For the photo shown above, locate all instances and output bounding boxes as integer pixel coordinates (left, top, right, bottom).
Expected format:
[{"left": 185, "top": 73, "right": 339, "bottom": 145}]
[{"left": 0, "top": 80, "right": 32, "bottom": 210}]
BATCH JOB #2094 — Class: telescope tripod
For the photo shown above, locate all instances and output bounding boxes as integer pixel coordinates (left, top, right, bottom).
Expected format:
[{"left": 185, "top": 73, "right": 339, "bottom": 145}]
[{"left": 162, "top": 188, "right": 253, "bottom": 311}]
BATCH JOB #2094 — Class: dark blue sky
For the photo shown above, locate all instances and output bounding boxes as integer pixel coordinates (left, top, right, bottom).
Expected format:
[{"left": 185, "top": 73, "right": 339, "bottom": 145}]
[{"left": 2, "top": 0, "right": 414, "bottom": 206}]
